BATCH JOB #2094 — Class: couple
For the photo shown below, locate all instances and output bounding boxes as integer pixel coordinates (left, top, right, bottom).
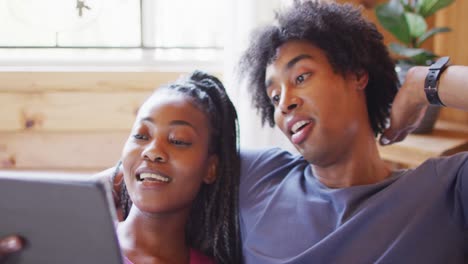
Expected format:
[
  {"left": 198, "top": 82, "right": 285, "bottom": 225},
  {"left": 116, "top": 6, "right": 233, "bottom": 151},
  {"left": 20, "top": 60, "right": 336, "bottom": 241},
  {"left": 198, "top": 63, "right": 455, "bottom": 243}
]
[{"left": 3, "top": 1, "right": 468, "bottom": 263}]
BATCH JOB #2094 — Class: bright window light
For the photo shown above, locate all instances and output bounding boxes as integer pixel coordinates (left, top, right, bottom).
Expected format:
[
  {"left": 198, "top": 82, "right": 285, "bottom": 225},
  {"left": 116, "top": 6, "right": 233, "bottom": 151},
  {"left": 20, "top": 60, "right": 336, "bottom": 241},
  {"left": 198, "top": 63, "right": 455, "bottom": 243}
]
[
  {"left": 142, "top": 0, "right": 224, "bottom": 48},
  {"left": 0, "top": 0, "right": 225, "bottom": 50}
]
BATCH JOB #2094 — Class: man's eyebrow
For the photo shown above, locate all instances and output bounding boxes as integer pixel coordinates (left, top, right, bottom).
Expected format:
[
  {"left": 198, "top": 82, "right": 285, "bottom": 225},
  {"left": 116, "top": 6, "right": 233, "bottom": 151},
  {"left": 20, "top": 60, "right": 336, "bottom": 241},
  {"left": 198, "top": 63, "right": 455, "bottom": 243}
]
[
  {"left": 265, "top": 54, "right": 314, "bottom": 88},
  {"left": 285, "top": 54, "right": 313, "bottom": 71}
]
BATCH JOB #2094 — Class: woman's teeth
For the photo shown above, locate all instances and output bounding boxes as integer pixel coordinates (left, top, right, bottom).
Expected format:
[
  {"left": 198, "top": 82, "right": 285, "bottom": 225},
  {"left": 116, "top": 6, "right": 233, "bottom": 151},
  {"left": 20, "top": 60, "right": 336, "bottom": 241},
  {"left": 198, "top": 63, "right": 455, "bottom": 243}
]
[{"left": 139, "top": 173, "right": 170, "bottom": 182}]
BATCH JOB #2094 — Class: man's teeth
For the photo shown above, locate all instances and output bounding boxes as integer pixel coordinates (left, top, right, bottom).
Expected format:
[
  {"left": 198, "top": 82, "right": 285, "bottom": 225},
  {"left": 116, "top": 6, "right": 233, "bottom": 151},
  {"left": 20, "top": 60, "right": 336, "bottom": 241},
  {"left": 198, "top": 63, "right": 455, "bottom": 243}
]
[
  {"left": 139, "top": 173, "right": 170, "bottom": 182},
  {"left": 291, "top": 120, "right": 311, "bottom": 134}
]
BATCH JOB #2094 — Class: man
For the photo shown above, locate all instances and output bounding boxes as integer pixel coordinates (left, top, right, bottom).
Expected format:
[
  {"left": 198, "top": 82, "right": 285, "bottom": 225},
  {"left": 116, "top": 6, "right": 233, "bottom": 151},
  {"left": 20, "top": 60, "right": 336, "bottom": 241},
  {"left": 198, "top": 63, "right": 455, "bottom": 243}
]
[{"left": 237, "top": 1, "right": 468, "bottom": 263}]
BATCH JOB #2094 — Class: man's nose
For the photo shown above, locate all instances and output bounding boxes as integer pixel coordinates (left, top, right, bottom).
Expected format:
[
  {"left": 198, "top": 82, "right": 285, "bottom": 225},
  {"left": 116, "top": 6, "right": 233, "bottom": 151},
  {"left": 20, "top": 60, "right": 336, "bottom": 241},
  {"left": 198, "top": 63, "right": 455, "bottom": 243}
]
[{"left": 278, "top": 89, "right": 301, "bottom": 115}]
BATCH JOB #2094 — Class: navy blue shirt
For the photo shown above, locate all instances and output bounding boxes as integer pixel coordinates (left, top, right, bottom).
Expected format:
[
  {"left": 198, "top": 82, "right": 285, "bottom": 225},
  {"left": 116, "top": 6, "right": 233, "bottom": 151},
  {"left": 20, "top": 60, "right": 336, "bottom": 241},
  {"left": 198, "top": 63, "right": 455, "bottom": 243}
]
[{"left": 239, "top": 148, "right": 468, "bottom": 263}]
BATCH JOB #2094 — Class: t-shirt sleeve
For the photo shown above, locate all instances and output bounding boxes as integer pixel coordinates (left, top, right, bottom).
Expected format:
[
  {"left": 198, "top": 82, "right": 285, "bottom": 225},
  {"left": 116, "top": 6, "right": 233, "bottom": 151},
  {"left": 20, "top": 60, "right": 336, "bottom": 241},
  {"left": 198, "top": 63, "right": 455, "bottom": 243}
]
[
  {"left": 239, "top": 148, "right": 297, "bottom": 189},
  {"left": 456, "top": 154, "right": 468, "bottom": 228},
  {"left": 238, "top": 148, "right": 305, "bottom": 206},
  {"left": 434, "top": 152, "right": 468, "bottom": 227}
]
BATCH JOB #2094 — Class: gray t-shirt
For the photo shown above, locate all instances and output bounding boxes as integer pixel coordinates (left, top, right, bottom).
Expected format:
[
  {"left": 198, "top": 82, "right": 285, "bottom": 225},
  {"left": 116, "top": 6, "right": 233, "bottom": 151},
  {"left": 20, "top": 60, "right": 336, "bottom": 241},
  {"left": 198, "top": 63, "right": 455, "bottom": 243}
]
[{"left": 239, "top": 148, "right": 468, "bottom": 264}]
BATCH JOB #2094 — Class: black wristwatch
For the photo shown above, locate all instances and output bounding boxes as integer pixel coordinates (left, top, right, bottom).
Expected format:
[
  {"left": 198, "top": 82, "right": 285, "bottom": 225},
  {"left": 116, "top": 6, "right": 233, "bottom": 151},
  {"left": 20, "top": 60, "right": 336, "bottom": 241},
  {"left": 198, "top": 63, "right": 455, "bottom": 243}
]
[{"left": 424, "top": 56, "right": 450, "bottom": 106}]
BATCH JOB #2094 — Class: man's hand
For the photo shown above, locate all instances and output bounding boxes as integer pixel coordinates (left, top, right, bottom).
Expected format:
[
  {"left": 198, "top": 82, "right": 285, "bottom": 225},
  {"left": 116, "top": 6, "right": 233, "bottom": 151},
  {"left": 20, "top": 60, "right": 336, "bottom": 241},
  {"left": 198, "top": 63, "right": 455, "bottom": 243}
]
[{"left": 380, "top": 66, "right": 429, "bottom": 145}]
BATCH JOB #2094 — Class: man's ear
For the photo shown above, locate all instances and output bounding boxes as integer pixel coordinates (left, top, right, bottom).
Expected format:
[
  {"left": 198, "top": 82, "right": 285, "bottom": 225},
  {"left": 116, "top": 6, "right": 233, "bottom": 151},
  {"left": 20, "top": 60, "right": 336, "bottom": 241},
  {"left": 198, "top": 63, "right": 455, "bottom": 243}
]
[
  {"left": 355, "top": 70, "right": 369, "bottom": 90},
  {"left": 203, "top": 155, "right": 218, "bottom": 184}
]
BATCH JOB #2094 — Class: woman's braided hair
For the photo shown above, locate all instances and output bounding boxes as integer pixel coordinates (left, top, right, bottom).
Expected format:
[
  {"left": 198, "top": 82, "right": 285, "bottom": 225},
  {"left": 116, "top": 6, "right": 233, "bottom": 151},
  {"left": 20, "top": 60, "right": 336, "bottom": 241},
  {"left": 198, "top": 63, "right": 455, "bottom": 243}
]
[{"left": 113, "top": 70, "right": 242, "bottom": 264}]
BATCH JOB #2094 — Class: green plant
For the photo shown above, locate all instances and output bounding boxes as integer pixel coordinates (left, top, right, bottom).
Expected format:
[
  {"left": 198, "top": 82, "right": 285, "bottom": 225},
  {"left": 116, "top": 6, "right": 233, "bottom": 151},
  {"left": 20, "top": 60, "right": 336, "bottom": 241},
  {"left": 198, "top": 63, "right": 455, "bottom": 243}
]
[{"left": 376, "top": 0, "right": 455, "bottom": 65}]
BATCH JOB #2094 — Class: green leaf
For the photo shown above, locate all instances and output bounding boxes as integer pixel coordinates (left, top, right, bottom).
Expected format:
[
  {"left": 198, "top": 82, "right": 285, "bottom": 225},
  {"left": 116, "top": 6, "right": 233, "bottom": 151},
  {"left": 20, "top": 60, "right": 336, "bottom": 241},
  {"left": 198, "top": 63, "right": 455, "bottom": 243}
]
[
  {"left": 411, "top": 52, "right": 438, "bottom": 65},
  {"left": 416, "top": 27, "right": 451, "bottom": 47},
  {"left": 400, "top": 0, "right": 414, "bottom": 12},
  {"left": 416, "top": 0, "right": 455, "bottom": 18},
  {"left": 390, "top": 43, "right": 425, "bottom": 57},
  {"left": 376, "top": 0, "right": 411, "bottom": 44},
  {"left": 390, "top": 43, "right": 437, "bottom": 65},
  {"left": 404, "top": 12, "right": 427, "bottom": 39}
]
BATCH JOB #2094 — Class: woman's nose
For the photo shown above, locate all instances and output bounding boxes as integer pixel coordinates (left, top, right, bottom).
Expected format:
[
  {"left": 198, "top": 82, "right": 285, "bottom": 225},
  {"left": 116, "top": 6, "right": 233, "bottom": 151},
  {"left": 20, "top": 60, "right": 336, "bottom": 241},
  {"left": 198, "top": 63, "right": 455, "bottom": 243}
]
[{"left": 142, "top": 140, "right": 168, "bottom": 163}]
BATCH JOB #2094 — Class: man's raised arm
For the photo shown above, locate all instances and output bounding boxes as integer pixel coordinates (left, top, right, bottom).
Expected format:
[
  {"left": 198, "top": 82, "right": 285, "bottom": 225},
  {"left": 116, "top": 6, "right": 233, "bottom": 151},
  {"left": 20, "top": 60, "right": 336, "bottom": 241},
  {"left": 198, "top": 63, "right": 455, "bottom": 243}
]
[{"left": 381, "top": 64, "right": 468, "bottom": 145}]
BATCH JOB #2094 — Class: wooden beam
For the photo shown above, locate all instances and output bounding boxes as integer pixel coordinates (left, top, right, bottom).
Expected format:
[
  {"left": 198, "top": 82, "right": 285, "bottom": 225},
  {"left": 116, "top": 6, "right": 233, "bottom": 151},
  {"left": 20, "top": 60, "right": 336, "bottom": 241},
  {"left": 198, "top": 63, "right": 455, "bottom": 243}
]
[
  {"left": 0, "top": 131, "right": 129, "bottom": 171},
  {"left": 378, "top": 121, "right": 468, "bottom": 168},
  {"left": 0, "top": 92, "right": 151, "bottom": 131},
  {"left": 0, "top": 72, "right": 185, "bottom": 93},
  {"left": 434, "top": 1, "right": 468, "bottom": 123}
]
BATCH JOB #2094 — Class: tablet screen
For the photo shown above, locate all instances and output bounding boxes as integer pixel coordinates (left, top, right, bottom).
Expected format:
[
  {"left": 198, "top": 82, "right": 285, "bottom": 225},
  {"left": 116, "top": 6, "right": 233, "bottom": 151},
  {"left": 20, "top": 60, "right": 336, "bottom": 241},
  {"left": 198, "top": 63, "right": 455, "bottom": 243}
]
[{"left": 0, "top": 171, "right": 123, "bottom": 264}]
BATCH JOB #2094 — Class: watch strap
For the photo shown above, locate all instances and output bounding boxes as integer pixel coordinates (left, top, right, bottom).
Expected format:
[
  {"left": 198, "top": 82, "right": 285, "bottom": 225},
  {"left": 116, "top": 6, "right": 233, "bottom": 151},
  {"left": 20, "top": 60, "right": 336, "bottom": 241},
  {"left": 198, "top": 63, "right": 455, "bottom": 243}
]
[{"left": 424, "top": 56, "right": 450, "bottom": 106}]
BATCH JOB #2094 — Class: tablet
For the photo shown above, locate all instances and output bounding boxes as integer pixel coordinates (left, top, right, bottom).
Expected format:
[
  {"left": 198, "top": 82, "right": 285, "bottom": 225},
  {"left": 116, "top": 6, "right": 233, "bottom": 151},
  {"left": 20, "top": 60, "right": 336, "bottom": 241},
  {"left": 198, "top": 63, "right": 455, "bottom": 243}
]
[{"left": 0, "top": 171, "right": 123, "bottom": 264}]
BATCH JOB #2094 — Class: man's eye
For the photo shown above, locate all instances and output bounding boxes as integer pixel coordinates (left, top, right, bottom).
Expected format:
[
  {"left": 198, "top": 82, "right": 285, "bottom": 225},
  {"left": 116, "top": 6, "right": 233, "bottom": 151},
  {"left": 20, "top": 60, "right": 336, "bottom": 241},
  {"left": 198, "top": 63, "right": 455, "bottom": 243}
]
[
  {"left": 133, "top": 134, "right": 148, "bottom": 140},
  {"left": 296, "top": 73, "right": 311, "bottom": 85}
]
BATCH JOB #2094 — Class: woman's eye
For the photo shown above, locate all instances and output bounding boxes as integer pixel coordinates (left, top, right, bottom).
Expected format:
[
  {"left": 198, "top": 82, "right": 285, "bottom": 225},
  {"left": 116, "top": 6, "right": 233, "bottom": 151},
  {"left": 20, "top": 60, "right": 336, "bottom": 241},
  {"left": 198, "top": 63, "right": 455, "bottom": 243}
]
[
  {"left": 295, "top": 73, "right": 311, "bottom": 85},
  {"left": 271, "top": 94, "right": 280, "bottom": 105},
  {"left": 170, "top": 138, "right": 192, "bottom": 146},
  {"left": 133, "top": 134, "right": 148, "bottom": 140}
]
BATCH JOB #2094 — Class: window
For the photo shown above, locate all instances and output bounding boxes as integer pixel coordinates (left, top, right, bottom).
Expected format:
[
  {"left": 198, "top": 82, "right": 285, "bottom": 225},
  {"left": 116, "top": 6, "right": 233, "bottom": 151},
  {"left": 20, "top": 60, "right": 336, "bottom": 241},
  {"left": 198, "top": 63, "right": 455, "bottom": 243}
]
[
  {"left": 0, "top": 0, "right": 225, "bottom": 65},
  {"left": 0, "top": 0, "right": 141, "bottom": 47},
  {"left": 143, "top": 0, "right": 224, "bottom": 49}
]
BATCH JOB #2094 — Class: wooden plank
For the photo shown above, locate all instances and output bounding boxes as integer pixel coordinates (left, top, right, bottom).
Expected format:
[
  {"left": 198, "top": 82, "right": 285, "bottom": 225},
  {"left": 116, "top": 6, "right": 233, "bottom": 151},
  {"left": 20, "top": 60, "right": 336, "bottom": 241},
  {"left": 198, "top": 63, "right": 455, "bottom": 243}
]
[
  {"left": 0, "top": 72, "right": 185, "bottom": 93},
  {"left": 0, "top": 91, "right": 151, "bottom": 131},
  {"left": 434, "top": 0, "right": 468, "bottom": 65},
  {"left": 434, "top": 1, "right": 468, "bottom": 123},
  {"left": 0, "top": 131, "right": 129, "bottom": 171},
  {"left": 440, "top": 109, "right": 468, "bottom": 123},
  {"left": 378, "top": 121, "right": 468, "bottom": 167}
]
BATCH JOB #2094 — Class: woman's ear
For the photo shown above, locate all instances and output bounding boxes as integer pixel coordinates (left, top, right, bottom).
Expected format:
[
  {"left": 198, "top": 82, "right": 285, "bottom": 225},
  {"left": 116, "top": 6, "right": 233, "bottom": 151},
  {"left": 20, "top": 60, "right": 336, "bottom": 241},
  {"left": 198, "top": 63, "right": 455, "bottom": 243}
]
[
  {"left": 203, "top": 155, "right": 218, "bottom": 184},
  {"left": 355, "top": 70, "right": 369, "bottom": 90}
]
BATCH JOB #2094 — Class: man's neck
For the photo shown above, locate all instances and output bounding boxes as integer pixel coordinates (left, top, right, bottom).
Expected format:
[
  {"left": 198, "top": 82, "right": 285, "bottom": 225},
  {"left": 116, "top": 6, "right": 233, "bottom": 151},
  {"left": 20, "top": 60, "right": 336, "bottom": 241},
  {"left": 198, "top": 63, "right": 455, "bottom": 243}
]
[{"left": 312, "top": 132, "right": 391, "bottom": 188}]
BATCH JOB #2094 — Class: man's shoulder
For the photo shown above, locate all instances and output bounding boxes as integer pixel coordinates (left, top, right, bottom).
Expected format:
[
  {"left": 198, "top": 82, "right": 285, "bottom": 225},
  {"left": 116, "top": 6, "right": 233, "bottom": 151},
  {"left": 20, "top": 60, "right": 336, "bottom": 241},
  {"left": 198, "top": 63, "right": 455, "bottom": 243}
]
[
  {"left": 239, "top": 147, "right": 308, "bottom": 186},
  {"left": 420, "top": 151, "right": 468, "bottom": 169},
  {"left": 408, "top": 151, "right": 468, "bottom": 182},
  {"left": 240, "top": 147, "right": 303, "bottom": 165},
  {"left": 238, "top": 148, "right": 310, "bottom": 220}
]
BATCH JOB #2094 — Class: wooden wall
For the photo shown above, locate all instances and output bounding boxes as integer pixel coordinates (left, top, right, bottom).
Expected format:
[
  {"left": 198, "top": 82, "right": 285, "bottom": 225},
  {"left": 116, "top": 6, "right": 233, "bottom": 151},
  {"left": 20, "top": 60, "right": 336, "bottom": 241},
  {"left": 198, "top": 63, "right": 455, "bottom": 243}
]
[
  {"left": 433, "top": 0, "right": 468, "bottom": 123},
  {"left": 0, "top": 72, "right": 185, "bottom": 172},
  {"left": 1, "top": 0, "right": 466, "bottom": 172},
  {"left": 357, "top": 0, "right": 468, "bottom": 124}
]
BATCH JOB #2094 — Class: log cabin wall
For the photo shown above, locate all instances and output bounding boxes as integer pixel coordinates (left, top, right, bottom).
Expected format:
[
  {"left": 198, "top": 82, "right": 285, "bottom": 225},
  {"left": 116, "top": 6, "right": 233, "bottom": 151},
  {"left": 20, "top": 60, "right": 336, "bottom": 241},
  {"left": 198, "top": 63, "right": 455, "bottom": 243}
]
[
  {"left": 0, "top": 71, "right": 186, "bottom": 172},
  {"left": 433, "top": 0, "right": 468, "bottom": 123},
  {"left": 1, "top": 0, "right": 467, "bottom": 172},
  {"left": 354, "top": 0, "right": 468, "bottom": 123}
]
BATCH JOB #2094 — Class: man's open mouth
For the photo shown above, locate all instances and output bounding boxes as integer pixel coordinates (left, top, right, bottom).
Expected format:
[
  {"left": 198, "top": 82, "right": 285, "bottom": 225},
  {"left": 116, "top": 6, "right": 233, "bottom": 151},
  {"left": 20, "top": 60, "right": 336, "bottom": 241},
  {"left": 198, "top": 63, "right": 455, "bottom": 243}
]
[{"left": 291, "top": 120, "right": 312, "bottom": 134}]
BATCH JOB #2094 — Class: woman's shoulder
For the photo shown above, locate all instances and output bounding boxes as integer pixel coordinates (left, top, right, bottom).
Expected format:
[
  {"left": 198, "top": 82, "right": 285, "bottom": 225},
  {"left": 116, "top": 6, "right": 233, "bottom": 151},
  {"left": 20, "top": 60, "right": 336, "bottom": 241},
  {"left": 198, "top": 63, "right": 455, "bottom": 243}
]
[
  {"left": 190, "top": 248, "right": 216, "bottom": 264},
  {"left": 122, "top": 249, "right": 213, "bottom": 264}
]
